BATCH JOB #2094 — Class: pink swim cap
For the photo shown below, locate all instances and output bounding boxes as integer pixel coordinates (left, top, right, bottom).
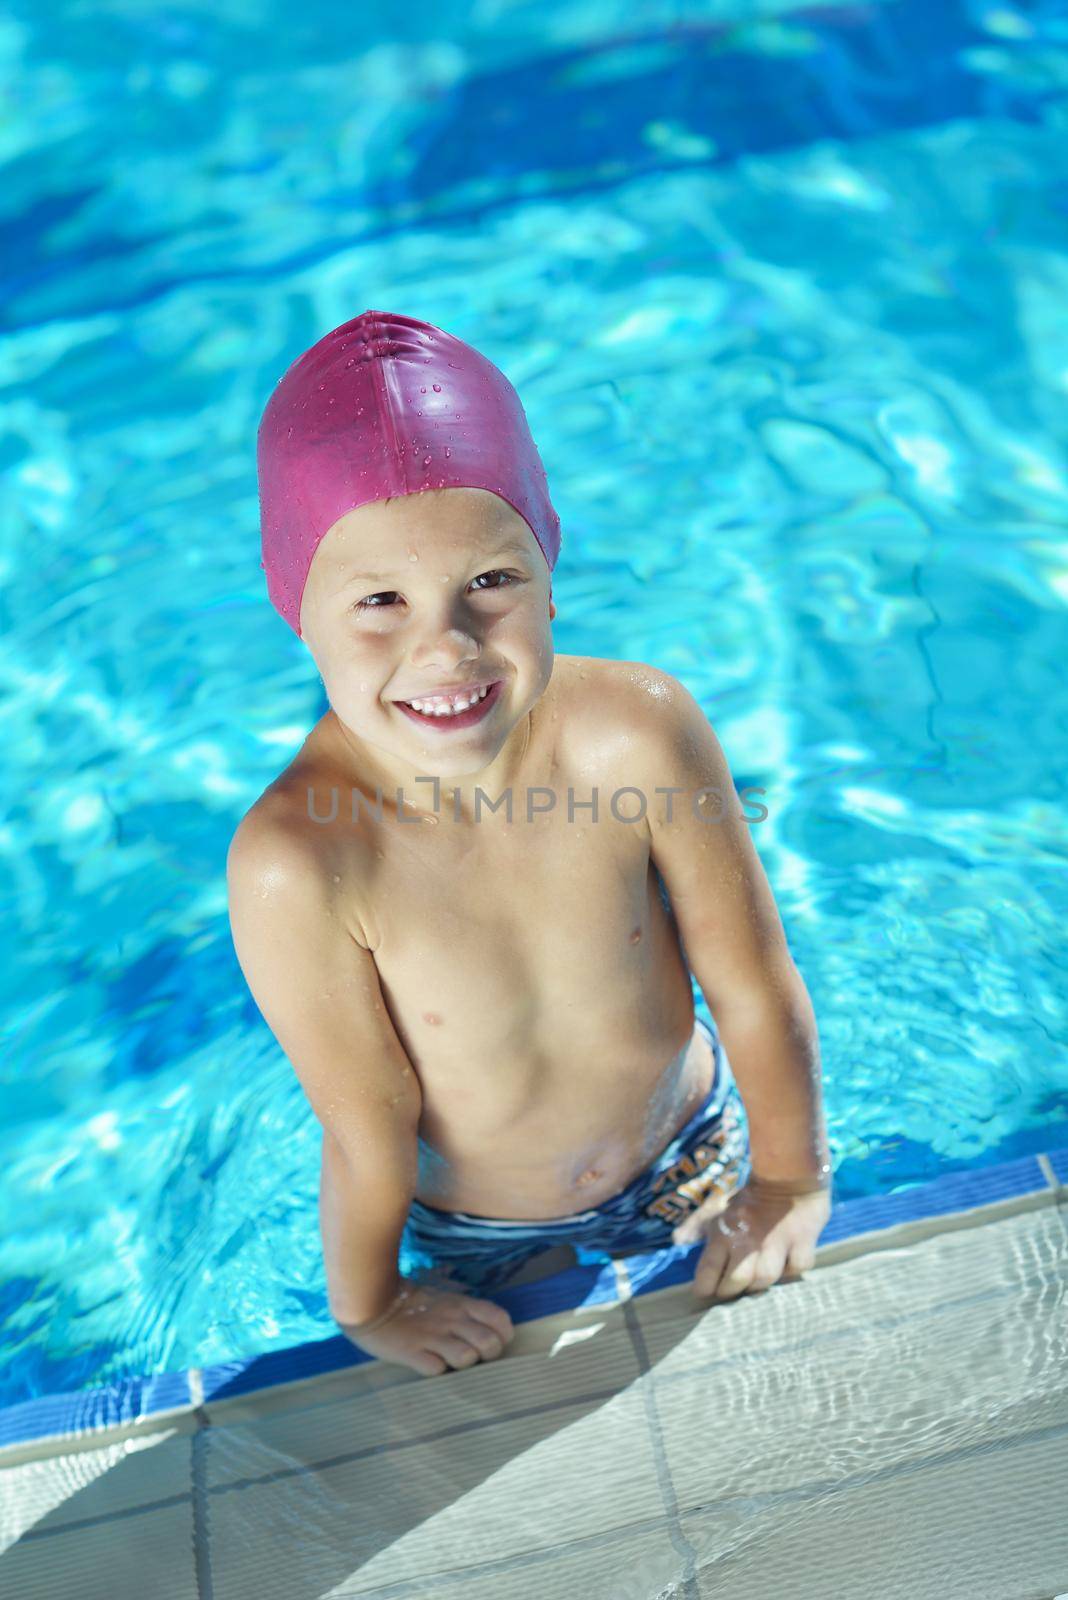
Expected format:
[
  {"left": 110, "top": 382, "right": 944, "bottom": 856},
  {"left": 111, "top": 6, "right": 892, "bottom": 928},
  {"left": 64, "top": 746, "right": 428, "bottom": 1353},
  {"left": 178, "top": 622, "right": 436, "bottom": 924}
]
[{"left": 257, "top": 310, "right": 562, "bottom": 637}]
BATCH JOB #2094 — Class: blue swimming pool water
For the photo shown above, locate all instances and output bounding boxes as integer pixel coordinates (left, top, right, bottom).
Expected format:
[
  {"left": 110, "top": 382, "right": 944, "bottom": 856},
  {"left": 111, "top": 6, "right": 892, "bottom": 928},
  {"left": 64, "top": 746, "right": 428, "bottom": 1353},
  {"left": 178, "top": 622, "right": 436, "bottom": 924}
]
[{"left": 2, "top": 0, "right": 1067, "bottom": 1412}]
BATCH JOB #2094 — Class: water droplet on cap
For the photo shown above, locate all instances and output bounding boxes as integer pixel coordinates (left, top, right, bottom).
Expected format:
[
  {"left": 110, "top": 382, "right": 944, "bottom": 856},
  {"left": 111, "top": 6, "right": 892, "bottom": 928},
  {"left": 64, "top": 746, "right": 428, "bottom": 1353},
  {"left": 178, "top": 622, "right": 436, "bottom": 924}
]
[{"left": 432, "top": 383, "right": 441, "bottom": 392}]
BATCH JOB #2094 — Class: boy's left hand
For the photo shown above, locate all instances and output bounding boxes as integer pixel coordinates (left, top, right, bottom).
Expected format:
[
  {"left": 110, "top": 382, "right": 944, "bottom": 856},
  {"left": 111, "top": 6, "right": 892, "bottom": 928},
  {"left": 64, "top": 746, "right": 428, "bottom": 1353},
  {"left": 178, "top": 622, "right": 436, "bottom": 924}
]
[{"left": 673, "top": 1173, "right": 832, "bottom": 1302}]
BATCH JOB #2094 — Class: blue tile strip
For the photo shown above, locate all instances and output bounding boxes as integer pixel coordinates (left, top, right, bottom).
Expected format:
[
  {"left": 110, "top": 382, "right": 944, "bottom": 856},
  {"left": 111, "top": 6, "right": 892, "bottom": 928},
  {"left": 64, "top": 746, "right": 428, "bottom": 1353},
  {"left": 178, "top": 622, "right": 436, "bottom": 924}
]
[
  {"left": 2, "top": 1144, "right": 1065, "bottom": 1454},
  {"left": 0, "top": 1371, "right": 192, "bottom": 1454}
]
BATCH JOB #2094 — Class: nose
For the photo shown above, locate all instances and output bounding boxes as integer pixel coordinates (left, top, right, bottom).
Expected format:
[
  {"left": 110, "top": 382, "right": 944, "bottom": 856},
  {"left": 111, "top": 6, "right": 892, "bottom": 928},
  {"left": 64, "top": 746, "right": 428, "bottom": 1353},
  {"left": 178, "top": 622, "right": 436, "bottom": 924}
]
[{"left": 409, "top": 622, "right": 482, "bottom": 674}]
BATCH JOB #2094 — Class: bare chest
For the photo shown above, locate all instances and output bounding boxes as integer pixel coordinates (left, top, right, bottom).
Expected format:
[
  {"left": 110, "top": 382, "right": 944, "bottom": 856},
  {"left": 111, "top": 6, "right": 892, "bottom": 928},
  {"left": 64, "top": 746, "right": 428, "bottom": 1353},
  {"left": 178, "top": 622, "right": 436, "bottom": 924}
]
[
  {"left": 359, "top": 802, "right": 657, "bottom": 1069},
  {"left": 355, "top": 797, "right": 700, "bottom": 1214}
]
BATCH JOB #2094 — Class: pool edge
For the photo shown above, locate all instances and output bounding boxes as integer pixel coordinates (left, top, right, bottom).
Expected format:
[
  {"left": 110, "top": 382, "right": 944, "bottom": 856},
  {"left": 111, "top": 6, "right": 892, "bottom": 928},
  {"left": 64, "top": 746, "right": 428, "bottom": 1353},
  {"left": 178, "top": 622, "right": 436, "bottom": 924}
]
[{"left": 2, "top": 1144, "right": 1066, "bottom": 1463}]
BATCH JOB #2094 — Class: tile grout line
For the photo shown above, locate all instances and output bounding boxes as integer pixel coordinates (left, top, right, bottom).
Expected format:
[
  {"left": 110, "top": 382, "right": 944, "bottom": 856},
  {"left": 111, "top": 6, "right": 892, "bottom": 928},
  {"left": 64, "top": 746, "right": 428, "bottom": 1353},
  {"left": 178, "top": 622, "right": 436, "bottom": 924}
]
[
  {"left": 189, "top": 1367, "right": 214, "bottom": 1600},
  {"left": 611, "top": 1255, "right": 633, "bottom": 1303},
  {"left": 622, "top": 1286, "right": 701, "bottom": 1599},
  {"left": 191, "top": 1427, "right": 214, "bottom": 1600},
  {"left": 1037, "top": 1152, "right": 1062, "bottom": 1197}
]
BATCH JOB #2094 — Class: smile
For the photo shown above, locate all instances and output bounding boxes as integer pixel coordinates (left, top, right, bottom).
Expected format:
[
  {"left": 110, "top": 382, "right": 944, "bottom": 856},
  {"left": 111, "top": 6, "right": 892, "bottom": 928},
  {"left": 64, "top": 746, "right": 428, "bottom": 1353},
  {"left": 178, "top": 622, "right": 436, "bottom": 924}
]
[{"left": 393, "top": 680, "right": 503, "bottom": 729}]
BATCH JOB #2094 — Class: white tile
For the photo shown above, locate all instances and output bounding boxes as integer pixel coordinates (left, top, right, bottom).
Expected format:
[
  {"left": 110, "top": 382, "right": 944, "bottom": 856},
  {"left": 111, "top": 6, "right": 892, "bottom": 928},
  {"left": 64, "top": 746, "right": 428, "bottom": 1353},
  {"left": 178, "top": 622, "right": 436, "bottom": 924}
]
[
  {"left": 0, "top": 1498, "right": 198, "bottom": 1599},
  {"left": 683, "top": 1426, "right": 1068, "bottom": 1599},
  {"left": 205, "top": 1377, "right": 666, "bottom": 1596},
  {"left": 1, "top": 1426, "right": 191, "bottom": 1544},
  {"left": 203, "top": 1313, "right": 642, "bottom": 1484}
]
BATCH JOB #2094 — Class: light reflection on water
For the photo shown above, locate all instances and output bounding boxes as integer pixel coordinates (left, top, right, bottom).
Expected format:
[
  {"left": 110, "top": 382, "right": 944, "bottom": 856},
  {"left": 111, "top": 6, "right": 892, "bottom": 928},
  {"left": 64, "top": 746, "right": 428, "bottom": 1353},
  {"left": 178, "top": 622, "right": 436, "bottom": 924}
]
[{"left": 1, "top": 0, "right": 1066, "bottom": 1410}]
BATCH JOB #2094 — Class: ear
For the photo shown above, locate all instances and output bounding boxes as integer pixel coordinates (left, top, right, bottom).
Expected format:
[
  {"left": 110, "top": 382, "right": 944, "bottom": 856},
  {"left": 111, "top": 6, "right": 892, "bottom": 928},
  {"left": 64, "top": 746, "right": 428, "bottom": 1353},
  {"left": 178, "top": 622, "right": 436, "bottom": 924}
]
[{"left": 548, "top": 598, "right": 557, "bottom": 621}]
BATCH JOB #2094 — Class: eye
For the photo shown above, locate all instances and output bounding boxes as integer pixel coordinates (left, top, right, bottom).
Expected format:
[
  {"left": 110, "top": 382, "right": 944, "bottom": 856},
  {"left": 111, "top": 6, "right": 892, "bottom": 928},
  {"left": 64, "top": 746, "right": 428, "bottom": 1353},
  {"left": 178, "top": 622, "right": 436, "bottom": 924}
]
[
  {"left": 350, "top": 570, "right": 516, "bottom": 615},
  {"left": 351, "top": 590, "right": 399, "bottom": 615},
  {"left": 470, "top": 569, "right": 515, "bottom": 593}
]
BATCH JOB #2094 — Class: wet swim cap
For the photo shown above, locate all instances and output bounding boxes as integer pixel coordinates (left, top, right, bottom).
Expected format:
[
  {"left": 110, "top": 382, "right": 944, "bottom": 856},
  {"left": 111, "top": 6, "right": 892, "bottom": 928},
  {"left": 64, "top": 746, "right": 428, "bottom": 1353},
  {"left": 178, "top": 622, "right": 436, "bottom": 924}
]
[{"left": 257, "top": 309, "right": 562, "bottom": 637}]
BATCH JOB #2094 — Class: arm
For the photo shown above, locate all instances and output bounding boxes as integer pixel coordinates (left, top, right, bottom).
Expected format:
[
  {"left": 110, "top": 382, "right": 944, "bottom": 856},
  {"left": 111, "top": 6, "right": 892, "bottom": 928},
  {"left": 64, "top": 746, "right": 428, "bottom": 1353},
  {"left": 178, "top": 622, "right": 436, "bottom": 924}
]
[
  {"left": 631, "top": 669, "right": 831, "bottom": 1186},
  {"left": 226, "top": 810, "right": 421, "bottom": 1324},
  {"left": 319, "top": 1128, "right": 415, "bottom": 1326}
]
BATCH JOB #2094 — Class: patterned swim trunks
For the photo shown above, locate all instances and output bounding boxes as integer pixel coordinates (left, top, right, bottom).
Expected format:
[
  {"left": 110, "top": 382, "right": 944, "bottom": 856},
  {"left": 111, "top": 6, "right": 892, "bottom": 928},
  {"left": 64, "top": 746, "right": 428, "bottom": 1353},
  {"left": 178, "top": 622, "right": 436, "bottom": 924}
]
[{"left": 399, "top": 1016, "right": 751, "bottom": 1295}]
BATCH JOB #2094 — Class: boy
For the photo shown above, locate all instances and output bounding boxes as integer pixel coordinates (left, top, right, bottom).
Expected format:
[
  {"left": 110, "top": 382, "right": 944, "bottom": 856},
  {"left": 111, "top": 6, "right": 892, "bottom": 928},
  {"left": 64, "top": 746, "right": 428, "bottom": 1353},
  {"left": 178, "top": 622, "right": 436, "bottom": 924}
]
[{"left": 228, "top": 310, "right": 831, "bottom": 1379}]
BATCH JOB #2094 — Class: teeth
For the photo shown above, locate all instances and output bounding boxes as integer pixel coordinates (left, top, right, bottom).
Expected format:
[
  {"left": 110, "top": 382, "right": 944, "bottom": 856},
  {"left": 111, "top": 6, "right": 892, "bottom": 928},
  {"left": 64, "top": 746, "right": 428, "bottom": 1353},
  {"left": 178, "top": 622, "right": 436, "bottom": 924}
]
[{"left": 406, "top": 684, "right": 492, "bottom": 716}]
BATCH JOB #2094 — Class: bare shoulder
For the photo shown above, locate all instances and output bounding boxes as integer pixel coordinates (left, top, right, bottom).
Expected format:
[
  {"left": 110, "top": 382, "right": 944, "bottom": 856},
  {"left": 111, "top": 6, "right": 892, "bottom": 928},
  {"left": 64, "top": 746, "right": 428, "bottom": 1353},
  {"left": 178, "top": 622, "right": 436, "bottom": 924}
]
[
  {"left": 226, "top": 721, "right": 371, "bottom": 945},
  {"left": 225, "top": 788, "right": 332, "bottom": 945},
  {"left": 229, "top": 708, "right": 364, "bottom": 843},
  {"left": 552, "top": 654, "right": 696, "bottom": 780},
  {"left": 227, "top": 737, "right": 322, "bottom": 874},
  {"left": 224, "top": 745, "right": 422, "bottom": 1153},
  {"left": 555, "top": 653, "right": 683, "bottom": 715},
  {"left": 226, "top": 786, "right": 313, "bottom": 885}
]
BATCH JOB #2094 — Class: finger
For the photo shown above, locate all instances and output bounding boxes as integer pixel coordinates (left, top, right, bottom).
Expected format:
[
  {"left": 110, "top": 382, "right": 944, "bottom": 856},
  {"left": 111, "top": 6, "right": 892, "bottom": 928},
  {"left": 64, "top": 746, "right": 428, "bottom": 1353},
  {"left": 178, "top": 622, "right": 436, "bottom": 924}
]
[
  {"left": 468, "top": 1297, "right": 515, "bottom": 1339},
  {"left": 788, "top": 1247, "right": 816, "bottom": 1275},
  {"left": 692, "top": 1241, "right": 730, "bottom": 1298},
  {"left": 460, "top": 1317, "right": 506, "bottom": 1359},
  {"left": 712, "top": 1249, "right": 761, "bottom": 1300},
  {"left": 745, "top": 1247, "right": 789, "bottom": 1295},
  {"left": 432, "top": 1332, "right": 484, "bottom": 1370}
]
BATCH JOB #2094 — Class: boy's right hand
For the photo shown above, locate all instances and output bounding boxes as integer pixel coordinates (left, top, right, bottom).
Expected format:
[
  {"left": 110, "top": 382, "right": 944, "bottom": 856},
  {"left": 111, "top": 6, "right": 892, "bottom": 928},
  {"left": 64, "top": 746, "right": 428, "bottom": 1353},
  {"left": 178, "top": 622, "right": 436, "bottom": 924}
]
[{"left": 337, "top": 1280, "right": 515, "bottom": 1377}]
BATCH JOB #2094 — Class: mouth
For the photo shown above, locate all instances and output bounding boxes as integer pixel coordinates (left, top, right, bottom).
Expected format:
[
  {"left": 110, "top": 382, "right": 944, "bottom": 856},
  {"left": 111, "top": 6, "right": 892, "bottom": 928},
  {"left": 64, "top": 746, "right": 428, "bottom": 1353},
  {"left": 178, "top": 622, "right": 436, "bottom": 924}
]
[{"left": 392, "top": 679, "right": 503, "bottom": 730}]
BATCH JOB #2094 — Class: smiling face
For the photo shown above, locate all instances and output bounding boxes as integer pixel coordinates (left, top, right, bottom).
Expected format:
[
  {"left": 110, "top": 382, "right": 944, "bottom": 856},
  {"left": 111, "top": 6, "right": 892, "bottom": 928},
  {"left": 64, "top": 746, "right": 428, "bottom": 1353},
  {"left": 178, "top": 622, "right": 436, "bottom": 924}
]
[{"left": 298, "top": 487, "right": 557, "bottom": 789}]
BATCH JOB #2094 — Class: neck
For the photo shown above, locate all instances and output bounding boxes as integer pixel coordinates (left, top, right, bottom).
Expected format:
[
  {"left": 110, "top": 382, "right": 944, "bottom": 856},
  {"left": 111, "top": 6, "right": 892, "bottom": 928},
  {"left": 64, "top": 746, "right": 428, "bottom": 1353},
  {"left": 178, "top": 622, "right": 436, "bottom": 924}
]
[{"left": 327, "top": 706, "right": 535, "bottom": 827}]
